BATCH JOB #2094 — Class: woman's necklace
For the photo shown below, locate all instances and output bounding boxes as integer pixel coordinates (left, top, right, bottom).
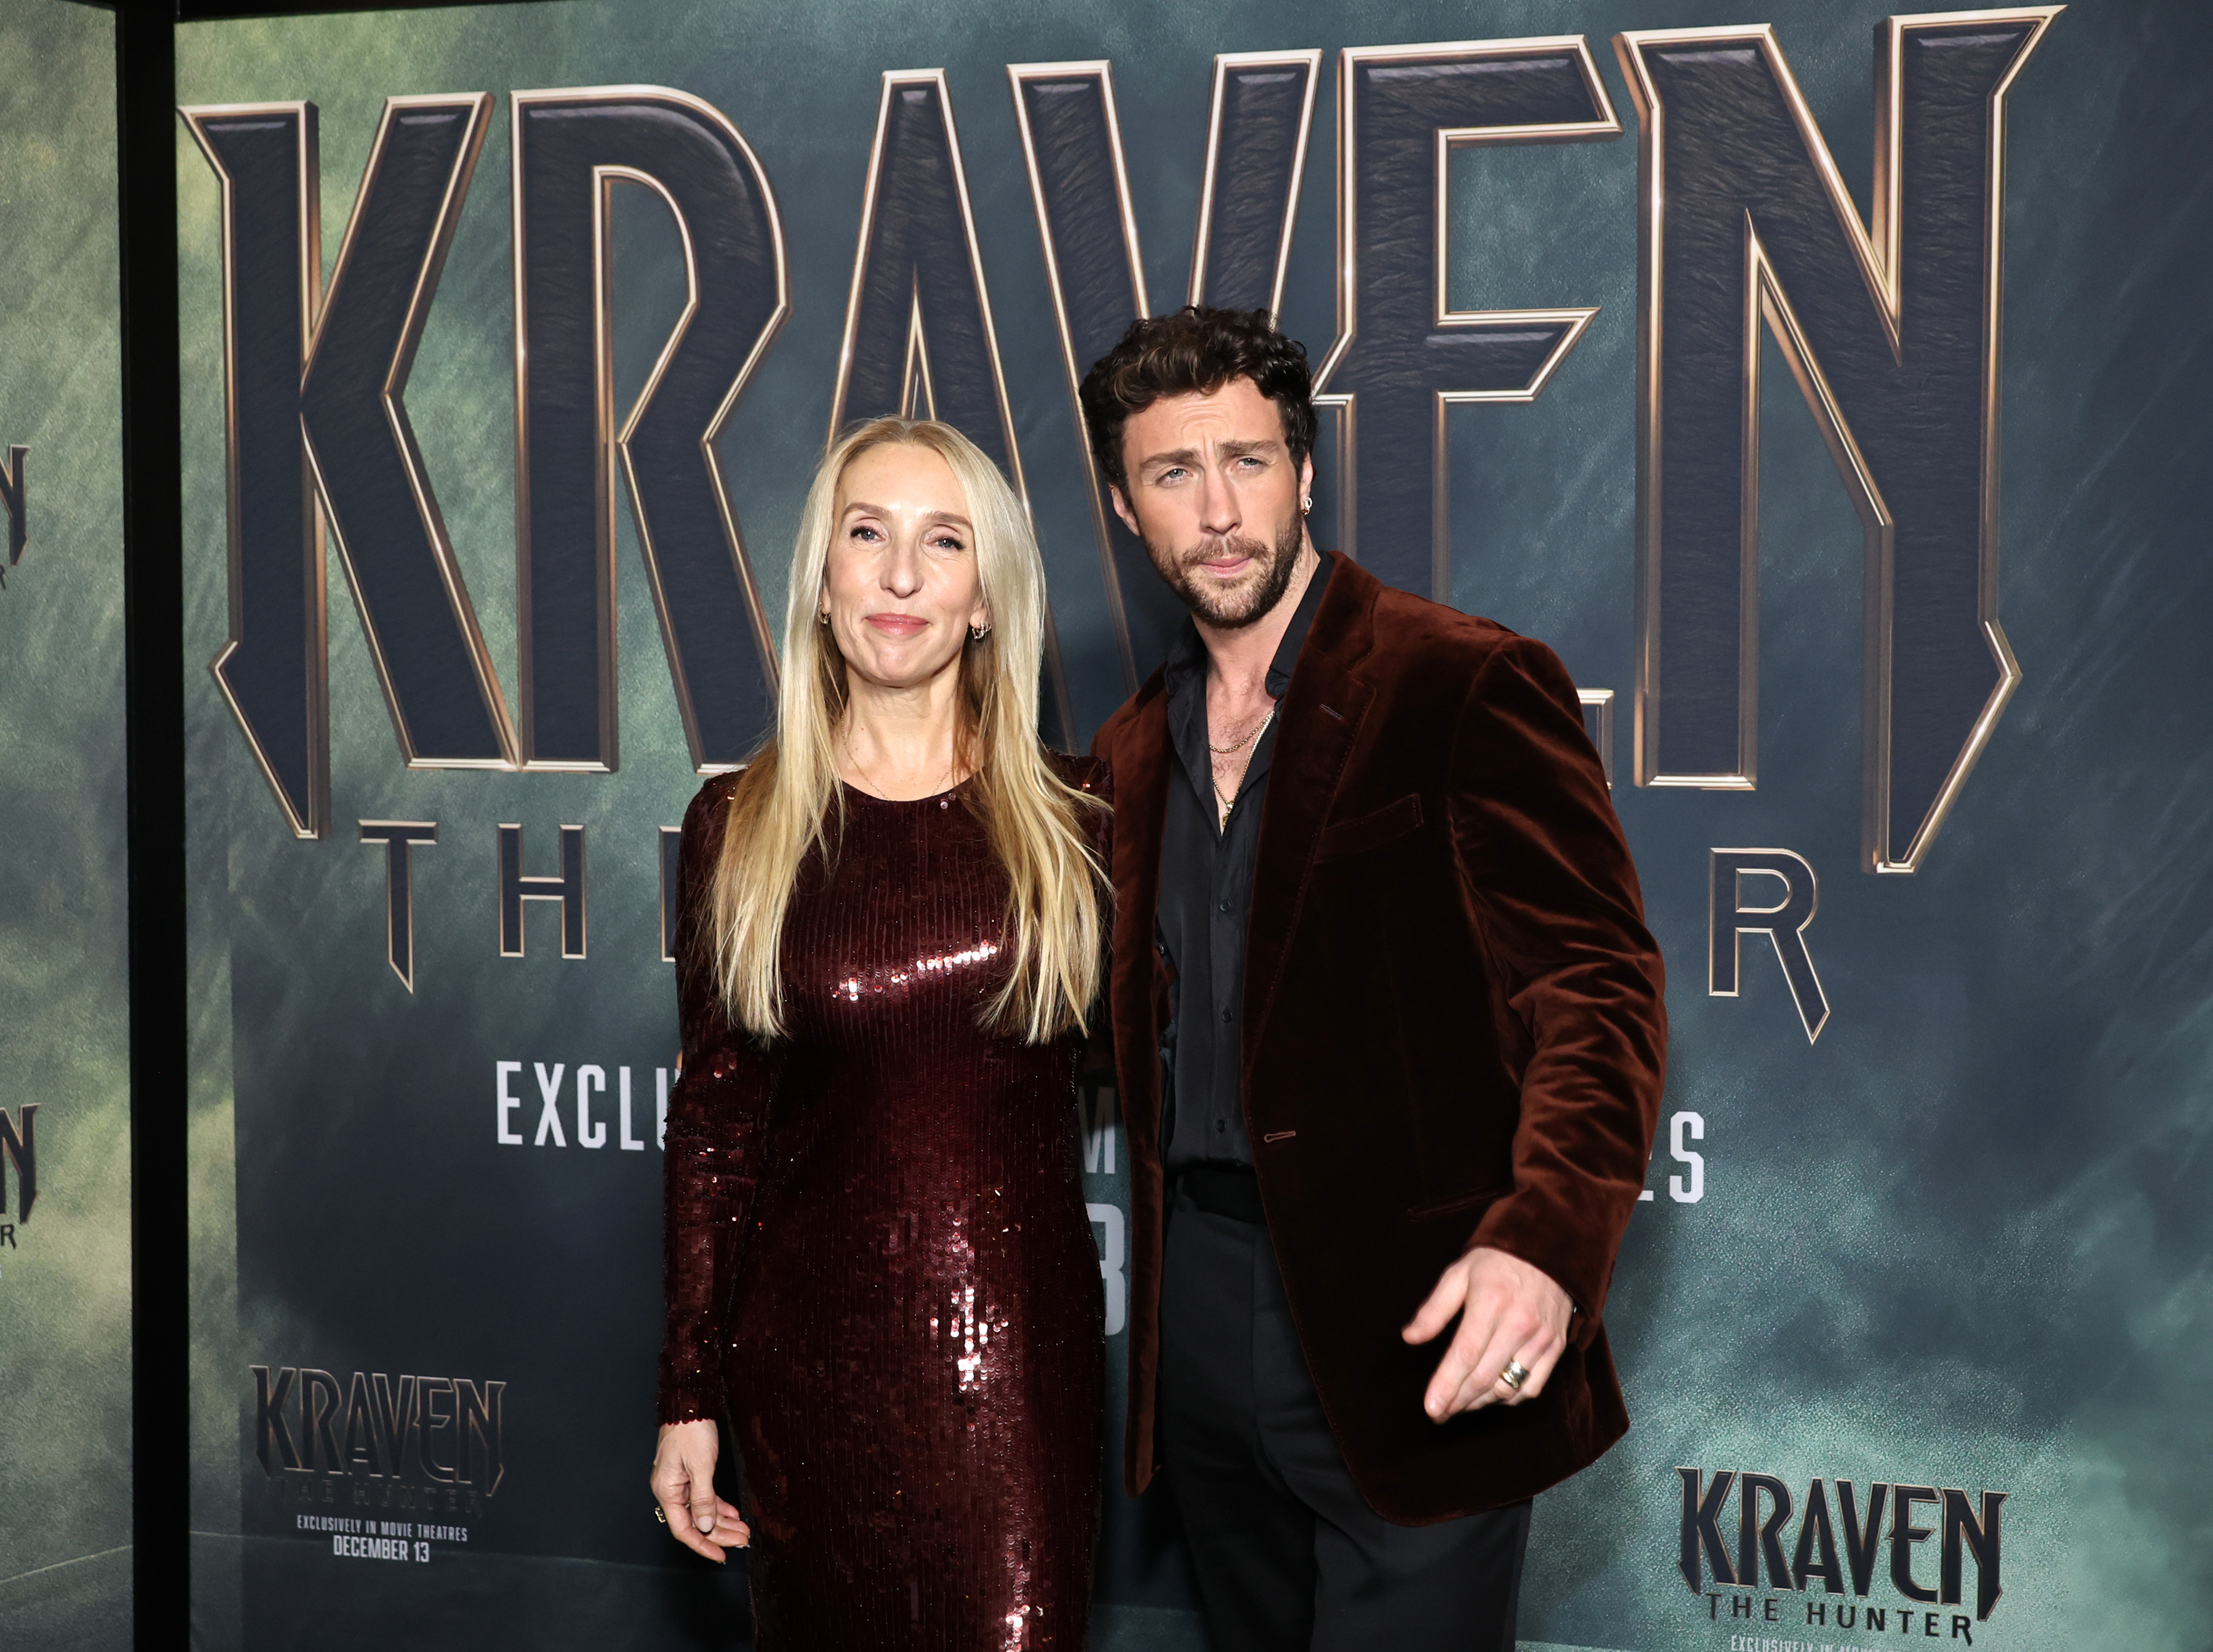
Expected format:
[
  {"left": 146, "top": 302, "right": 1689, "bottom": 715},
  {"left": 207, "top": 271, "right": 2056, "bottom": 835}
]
[{"left": 842, "top": 726, "right": 956, "bottom": 800}]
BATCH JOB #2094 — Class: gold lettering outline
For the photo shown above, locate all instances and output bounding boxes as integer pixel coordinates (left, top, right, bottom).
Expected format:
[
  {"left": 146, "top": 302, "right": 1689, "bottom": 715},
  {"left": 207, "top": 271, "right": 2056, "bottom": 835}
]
[
  {"left": 509, "top": 87, "right": 787, "bottom": 774},
  {"left": 1187, "top": 49, "right": 1322, "bottom": 319},
  {"left": 304, "top": 94, "right": 517, "bottom": 773},
  {"left": 180, "top": 101, "right": 329, "bottom": 839},
  {"left": 1312, "top": 39, "right": 1619, "bottom": 599},
  {"left": 833, "top": 69, "right": 1073, "bottom": 741},
  {"left": 1008, "top": 60, "right": 1147, "bottom": 694},
  {"left": 1616, "top": 13, "right": 2060, "bottom": 871}
]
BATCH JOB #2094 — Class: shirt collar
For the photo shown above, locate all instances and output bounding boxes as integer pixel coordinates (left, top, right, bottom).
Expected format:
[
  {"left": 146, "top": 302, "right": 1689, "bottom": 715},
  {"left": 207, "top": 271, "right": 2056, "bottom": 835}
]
[{"left": 1265, "top": 551, "right": 1331, "bottom": 697}]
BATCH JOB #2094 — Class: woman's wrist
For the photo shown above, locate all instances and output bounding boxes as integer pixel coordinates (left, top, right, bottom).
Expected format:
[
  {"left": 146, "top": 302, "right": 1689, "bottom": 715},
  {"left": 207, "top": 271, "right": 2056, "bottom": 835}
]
[{"left": 656, "top": 1389, "right": 721, "bottom": 1428}]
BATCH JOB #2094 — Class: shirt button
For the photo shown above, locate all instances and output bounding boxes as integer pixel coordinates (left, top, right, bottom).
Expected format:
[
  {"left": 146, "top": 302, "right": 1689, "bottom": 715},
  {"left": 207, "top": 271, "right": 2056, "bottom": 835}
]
[
  {"left": 1220, "top": 1009, "right": 1233, "bottom": 1023},
  {"left": 1215, "top": 1120, "right": 1227, "bottom": 1134},
  {"left": 1218, "top": 899, "right": 1232, "bottom": 913}
]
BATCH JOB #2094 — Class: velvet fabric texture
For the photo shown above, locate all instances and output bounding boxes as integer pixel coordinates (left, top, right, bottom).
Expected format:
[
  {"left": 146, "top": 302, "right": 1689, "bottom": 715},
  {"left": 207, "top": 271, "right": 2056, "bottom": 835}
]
[{"left": 1091, "top": 552, "right": 1668, "bottom": 1523}]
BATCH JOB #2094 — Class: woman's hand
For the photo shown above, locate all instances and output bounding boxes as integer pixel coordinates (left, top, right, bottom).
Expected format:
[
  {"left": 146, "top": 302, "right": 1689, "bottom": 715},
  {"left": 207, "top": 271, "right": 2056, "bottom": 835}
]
[{"left": 651, "top": 1420, "right": 750, "bottom": 1561}]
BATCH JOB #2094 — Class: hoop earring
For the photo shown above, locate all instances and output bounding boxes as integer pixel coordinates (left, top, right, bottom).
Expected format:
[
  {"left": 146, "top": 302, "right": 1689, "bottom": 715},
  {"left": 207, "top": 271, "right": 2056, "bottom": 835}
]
[
  {"left": 1300, "top": 496, "right": 1312, "bottom": 517},
  {"left": 817, "top": 608, "right": 830, "bottom": 626},
  {"left": 969, "top": 623, "right": 992, "bottom": 642}
]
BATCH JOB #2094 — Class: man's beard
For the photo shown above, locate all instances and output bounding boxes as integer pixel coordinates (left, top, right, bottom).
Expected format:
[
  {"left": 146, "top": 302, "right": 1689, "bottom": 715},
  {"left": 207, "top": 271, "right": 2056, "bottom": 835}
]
[{"left": 1147, "top": 510, "right": 1305, "bottom": 630}]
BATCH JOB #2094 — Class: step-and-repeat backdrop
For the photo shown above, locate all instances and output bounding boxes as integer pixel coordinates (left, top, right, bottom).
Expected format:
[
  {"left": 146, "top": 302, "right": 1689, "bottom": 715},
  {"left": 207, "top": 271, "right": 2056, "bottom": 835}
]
[
  {"left": 0, "top": 2, "right": 132, "bottom": 1648},
  {"left": 175, "top": 1, "right": 2213, "bottom": 1648}
]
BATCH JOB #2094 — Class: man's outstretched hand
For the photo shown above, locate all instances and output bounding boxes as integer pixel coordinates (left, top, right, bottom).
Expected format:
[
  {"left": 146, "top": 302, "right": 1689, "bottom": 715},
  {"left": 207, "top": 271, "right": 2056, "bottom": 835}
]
[{"left": 1402, "top": 1246, "right": 1573, "bottom": 1422}]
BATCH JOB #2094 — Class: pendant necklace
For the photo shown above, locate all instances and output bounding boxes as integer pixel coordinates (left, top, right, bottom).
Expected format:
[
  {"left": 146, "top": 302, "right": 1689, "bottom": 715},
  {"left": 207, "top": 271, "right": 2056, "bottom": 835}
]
[{"left": 1209, "top": 705, "right": 1272, "bottom": 827}]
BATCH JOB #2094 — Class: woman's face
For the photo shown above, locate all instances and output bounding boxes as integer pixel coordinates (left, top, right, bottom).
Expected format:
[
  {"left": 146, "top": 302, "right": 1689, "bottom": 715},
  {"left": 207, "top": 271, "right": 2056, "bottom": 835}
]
[{"left": 821, "top": 442, "right": 988, "bottom": 698}]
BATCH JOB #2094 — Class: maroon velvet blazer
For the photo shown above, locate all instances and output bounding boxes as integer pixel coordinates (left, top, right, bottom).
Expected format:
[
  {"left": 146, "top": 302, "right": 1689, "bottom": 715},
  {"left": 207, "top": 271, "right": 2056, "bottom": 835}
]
[{"left": 1090, "top": 551, "right": 1668, "bottom": 1523}]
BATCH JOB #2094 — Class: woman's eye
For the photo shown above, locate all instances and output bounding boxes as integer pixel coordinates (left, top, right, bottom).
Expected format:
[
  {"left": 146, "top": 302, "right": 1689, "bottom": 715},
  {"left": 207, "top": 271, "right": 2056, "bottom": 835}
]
[
  {"left": 930, "top": 534, "right": 966, "bottom": 553},
  {"left": 848, "top": 524, "right": 881, "bottom": 542}
]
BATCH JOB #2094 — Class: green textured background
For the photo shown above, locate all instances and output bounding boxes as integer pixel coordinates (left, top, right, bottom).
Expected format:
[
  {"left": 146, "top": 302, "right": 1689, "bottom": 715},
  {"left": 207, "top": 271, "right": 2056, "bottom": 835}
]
[
  {"left": 176, "top": 1, "right": 2213, "bottom": 1649},
  {"left": 0, "top": 2, "right": 130, "bottom": 1649}
]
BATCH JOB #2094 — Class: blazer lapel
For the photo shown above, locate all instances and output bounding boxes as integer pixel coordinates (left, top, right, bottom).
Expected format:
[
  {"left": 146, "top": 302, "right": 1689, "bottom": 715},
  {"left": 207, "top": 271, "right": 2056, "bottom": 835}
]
[{"left": 1241, "top": 556, "right": 1378, "bottom": 1077}]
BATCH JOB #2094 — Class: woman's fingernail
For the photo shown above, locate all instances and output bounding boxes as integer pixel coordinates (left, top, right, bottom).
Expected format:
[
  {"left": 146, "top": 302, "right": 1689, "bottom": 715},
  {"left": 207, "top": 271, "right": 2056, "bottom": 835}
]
[{"left": 697, "top": 1515, "right": 714, "bottom": 1534}]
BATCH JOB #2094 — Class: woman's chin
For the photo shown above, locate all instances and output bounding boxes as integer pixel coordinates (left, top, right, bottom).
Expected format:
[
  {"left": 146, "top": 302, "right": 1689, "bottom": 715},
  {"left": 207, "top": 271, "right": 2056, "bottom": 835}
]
[{"left": 842, "top": 648, "right": 961, "bottom": 696}]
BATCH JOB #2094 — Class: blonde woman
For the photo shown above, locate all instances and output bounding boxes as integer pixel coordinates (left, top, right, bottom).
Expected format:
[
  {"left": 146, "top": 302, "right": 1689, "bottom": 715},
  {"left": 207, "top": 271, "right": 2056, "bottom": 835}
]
[{"left": 649, "top": 419, "right": 1111, "bottom": 1648}]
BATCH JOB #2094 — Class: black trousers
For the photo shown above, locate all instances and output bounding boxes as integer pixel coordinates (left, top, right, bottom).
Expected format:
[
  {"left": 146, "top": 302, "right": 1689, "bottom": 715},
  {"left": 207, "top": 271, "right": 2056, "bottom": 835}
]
[{"left": 1159, "top": 1181, "right": 1532, "bottom": 1652}]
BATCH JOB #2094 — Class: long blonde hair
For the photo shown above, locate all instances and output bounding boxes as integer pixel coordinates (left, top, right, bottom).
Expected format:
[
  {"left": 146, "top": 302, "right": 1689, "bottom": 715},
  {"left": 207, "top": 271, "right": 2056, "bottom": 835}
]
[{"left": 708, "top": 418, "right": 1107, "bottom": 1044}]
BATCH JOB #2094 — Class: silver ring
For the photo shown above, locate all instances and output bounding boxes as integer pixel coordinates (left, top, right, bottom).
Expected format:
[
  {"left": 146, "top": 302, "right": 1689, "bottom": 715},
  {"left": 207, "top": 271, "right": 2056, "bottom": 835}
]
[{"left": 1499, "top": 1359, "right": 1530, "bottom": 1392}]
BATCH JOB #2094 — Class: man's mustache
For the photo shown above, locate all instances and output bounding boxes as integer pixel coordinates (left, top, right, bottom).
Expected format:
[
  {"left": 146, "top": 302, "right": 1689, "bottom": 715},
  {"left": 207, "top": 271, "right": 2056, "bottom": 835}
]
[{"left": 1176, "top": 535, "right": 1273, "bottom": 570}]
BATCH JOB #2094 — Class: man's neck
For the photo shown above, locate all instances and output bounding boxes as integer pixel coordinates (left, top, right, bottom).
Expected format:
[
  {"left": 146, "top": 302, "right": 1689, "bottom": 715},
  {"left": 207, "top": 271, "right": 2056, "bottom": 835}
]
[{"left": 1195, "top": 539, "right": 1321, "bottom": 698}]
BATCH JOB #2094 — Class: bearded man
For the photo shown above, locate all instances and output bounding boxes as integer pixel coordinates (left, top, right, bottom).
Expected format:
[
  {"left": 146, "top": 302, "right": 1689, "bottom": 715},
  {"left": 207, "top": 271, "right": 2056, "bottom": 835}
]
[{"left": 1079, "top": 306, "right": 1668, "bottom": 1651}]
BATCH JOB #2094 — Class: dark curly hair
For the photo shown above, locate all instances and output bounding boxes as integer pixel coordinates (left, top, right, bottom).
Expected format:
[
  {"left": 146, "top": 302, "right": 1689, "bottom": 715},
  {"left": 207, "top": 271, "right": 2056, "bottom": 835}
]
[{"left": 1077, "top": 306, "right": 1316, "bottom": 497}]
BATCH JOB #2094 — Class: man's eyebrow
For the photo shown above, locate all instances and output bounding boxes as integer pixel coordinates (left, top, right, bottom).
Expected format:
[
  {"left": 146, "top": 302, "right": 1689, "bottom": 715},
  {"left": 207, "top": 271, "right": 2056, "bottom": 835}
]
[
  {"left": 841, "top": 501, "right": 973, "bottom": 530},
  {"left": 1134, "top": 437, "right": 1283, "bottom": 473}
]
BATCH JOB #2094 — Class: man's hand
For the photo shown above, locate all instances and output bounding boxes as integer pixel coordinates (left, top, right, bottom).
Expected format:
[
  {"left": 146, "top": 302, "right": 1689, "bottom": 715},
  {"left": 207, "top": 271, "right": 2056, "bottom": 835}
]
[
  {"left": 1401, "top": 1246, "right": 1573, "bottom": 1422},
  {"left": 651, "top": 1420, "right": 750, "bottom": 1561}
]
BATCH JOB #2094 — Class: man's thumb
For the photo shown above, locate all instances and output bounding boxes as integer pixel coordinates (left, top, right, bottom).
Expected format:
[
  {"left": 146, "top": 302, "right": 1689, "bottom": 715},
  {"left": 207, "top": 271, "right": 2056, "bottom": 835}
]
[{"left": 1402, "top": 1273, "right": 1459, "bottom": 1343}]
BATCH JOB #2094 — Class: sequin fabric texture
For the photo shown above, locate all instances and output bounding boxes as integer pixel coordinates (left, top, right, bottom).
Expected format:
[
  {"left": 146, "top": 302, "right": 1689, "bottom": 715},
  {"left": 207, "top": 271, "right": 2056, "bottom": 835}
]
[{"left": 660, "top": 762, "right": 1108, "bottom": 1650}]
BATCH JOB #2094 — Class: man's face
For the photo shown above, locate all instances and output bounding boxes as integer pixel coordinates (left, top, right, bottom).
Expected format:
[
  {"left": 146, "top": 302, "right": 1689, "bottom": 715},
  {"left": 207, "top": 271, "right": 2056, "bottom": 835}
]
[{"left": 1109, "top": 377, "right": 1312, "bottom": 630}]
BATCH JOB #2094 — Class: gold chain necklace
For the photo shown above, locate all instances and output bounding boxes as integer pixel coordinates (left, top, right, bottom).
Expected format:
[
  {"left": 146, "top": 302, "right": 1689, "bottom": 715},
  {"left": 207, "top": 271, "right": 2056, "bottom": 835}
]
[
  {"left": 1211, "top": 775, "right": 1237, "bottom": 828},
  {"left": 1207, "top": 704, "right": 1275, "bottom": 756},
  {"left": 1209, "top": 705, "right": 1273, "bottom": 826},
  {"left": 842, "top": 726, "right": 956, "bottom": 799}
]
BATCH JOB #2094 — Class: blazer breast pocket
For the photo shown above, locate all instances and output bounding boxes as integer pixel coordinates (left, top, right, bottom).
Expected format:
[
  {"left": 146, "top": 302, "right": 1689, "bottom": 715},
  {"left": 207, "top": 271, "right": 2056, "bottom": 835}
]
[{"left": 1316, "top": 793, "right": 1424, "bottom": 863}]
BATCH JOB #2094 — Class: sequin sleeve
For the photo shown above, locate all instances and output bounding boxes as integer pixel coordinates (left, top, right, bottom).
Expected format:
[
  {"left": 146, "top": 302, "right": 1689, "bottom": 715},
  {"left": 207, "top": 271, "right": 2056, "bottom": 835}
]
[{"left": 658, "top": 775, "right": 786, "bottom": 1426}]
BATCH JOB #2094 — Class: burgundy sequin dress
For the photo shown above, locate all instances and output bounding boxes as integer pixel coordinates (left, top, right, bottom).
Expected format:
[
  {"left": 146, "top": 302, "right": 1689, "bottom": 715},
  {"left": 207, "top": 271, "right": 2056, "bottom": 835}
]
[{"left": 659, "top": 760, "right": 1108, "bottom": 1650}]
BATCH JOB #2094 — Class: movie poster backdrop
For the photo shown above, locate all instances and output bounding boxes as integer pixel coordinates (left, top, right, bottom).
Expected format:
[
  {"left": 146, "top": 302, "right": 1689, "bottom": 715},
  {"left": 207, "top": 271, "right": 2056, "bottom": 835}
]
[
  {"left": 176, "top": 0, "right": 2213, "bottom": 1647},
  {"left": 0, "top": 2, "right": 130, "bottom": 1646}
]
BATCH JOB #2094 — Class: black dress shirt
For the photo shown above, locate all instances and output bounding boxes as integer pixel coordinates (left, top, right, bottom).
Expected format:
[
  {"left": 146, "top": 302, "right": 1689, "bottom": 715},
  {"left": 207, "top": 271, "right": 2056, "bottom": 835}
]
[{"left": 1157, "top": 556, "right": 1333, "bottom": 1176}]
